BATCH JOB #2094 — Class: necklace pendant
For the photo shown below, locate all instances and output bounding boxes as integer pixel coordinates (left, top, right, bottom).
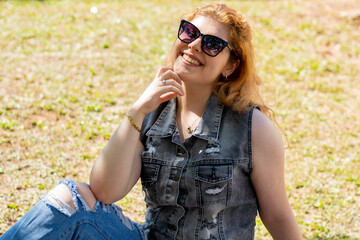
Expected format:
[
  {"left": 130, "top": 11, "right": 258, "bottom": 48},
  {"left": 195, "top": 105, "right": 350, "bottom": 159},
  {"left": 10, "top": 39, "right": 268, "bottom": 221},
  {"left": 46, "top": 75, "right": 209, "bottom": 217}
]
[{"left": 187, "top": 127, "right": 193, "bottom": 134}]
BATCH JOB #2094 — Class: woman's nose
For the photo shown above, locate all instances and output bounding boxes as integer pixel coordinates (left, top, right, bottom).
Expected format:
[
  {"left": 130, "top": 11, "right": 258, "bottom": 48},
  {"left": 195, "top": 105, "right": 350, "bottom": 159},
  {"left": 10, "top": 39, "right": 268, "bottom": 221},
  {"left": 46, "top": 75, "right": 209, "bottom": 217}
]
[{"left": 187, "top": 37, "right": 202, "bottom": 53}]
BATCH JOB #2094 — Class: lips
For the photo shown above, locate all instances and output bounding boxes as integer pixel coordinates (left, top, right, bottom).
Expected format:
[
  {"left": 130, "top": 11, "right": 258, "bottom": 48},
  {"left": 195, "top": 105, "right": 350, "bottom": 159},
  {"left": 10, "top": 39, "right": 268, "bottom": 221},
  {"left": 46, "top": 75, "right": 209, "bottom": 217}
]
[{"left": 182, "top": 53, "right": 202, "bottom": 66}]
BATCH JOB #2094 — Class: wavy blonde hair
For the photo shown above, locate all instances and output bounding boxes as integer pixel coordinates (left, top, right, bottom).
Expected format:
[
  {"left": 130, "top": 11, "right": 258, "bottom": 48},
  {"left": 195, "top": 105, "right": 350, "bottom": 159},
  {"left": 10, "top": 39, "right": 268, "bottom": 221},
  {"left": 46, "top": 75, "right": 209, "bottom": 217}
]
[{"left": 176, "top": 3, "right": 281, "bottom": 129}]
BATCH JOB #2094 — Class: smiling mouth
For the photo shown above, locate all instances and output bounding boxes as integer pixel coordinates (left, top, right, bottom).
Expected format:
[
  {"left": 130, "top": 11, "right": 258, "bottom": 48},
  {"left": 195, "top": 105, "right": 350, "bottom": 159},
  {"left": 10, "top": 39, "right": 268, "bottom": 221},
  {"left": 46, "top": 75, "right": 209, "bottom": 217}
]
[{"left": 182, "top": 53, "right": 201, "bottom": 66}]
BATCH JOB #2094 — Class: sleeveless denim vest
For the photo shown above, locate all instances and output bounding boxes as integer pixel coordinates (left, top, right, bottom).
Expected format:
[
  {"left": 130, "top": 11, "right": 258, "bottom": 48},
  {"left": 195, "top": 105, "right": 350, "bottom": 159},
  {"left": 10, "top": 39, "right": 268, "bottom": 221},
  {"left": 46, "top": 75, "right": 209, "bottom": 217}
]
[{"left": 140, "top": 94, "right": 258, "bottom": 240}]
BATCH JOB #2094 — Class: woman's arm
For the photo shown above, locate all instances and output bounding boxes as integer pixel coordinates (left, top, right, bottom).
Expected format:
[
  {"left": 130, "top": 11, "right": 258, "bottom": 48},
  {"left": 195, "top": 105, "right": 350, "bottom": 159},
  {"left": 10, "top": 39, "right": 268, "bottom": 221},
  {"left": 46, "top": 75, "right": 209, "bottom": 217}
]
[
  {"left": 250, "top": 109, "right": 303, "bottom": 239},
  {"left": 89, "top": 108, "right": 145, "bottom": 204},
  {"left": 89, "top": 67, "right": 184, "bottom": 204}
]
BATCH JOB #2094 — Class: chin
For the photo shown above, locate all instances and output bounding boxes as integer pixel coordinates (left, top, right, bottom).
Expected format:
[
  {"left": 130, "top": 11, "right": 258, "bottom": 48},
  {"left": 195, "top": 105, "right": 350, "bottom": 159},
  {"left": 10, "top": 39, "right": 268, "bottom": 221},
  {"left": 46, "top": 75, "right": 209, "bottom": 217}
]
[
  {"left": 173, "top": 65, "right": 189, "bottom": 82},
  {"left": 173, "top": 59, "right": 185, "bottom": 74}
]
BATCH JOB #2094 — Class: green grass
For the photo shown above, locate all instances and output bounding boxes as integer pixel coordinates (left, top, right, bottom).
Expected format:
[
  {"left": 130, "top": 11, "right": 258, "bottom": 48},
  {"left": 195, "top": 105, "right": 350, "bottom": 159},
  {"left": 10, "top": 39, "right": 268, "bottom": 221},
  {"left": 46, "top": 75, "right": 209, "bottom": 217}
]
[{"left": 1, "top": 0, "right": 359, "bottom": 239}]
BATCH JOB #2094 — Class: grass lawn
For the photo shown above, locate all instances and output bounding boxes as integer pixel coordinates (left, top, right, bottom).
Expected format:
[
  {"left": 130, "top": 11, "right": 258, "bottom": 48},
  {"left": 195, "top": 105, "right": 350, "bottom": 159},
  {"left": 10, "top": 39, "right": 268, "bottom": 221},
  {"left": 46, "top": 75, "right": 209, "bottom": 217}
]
[{"left": 0, "top": 0, "right": 359, "bottom": 239}]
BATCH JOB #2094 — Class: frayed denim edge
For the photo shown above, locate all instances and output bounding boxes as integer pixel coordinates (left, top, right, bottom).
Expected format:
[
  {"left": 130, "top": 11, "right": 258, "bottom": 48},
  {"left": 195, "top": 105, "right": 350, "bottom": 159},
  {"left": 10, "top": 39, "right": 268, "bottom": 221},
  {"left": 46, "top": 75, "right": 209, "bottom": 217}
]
[
  {"left": 42, "top": 179, "right": 146, "bottom": 238},
  {"left": 58, "top": 179, "right": 82, "bottom": 212},
  {"left": 58, "top": 179, "right": 97, "bottom": 213},
  {"left": 41, "top": 194, "right": 75, "bottom": 217}
]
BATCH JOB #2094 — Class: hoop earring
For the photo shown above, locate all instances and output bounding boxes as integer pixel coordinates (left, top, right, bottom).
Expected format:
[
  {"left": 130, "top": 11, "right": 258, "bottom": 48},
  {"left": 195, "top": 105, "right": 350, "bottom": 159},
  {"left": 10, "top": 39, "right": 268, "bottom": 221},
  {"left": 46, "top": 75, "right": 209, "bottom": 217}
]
[{"left": 220, "top": 73, "right": 229, "bottom": 82}]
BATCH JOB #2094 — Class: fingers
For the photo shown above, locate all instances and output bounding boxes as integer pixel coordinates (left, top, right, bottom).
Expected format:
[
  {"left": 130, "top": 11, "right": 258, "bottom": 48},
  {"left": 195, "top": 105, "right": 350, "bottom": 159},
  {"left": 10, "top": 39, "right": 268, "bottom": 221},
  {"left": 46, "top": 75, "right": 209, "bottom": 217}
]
[
  {"left": 159, "top": 92, "right": 178, "bottom": 103},
  {"left": 155, "top": 66, "right": 172, "bottom": 78},
  {"left": 158, "top": 68, "right": 184, "bottom": 96},
  {"left": 160, "top": 79, "right": 184, "bottom": 96},
  {"left": 133, "top": 66, "right": 184, "bottom": 115},
  {"left": 158, "top": 82, "right": 184, "bottom": 96},
  {"left": 160, "top": 70, "right": 183, "bottom": 85}
]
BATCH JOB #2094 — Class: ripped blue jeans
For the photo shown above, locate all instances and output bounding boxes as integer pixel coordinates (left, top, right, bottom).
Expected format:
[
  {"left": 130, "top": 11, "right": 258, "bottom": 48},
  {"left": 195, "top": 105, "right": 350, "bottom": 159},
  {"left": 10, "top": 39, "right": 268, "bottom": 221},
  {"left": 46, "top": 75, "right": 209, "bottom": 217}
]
[{"left": 1, "top": 179, "right": 145, "bottom": 240}]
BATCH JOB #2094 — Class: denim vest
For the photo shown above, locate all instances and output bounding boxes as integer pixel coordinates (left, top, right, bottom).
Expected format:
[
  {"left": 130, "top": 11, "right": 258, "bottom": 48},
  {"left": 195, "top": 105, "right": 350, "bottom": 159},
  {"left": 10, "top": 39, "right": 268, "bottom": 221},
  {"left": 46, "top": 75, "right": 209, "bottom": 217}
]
[{"left": 140, "top": 94, "right": 258, "bottom": 240}]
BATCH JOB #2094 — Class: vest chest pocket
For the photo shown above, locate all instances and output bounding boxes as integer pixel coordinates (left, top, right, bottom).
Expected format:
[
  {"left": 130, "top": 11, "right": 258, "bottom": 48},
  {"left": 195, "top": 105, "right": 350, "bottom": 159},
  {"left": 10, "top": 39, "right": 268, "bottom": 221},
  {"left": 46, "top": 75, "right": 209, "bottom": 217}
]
[
  {"left": 141, "top": 162, "right": 160, "bottom": 183},
  {"left": 195, "top": 164, "right": 233, "bottom": 204},
  {"left": 141, "top": 161, "right": 161, "bottom": 204}
]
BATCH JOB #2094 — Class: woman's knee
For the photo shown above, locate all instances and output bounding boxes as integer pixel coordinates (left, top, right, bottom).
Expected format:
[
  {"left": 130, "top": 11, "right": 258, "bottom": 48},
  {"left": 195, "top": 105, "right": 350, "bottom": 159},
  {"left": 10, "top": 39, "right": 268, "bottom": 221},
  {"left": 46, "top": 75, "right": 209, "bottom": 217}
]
[
  {"left": 47, "top": 183, "right": 77, "bottom": 211},
  {"left": 74, "top": 180, "right": 97, "bottom": 211},
  {"left": 47, "top": 180, "right": 97, "bottom": 212}
]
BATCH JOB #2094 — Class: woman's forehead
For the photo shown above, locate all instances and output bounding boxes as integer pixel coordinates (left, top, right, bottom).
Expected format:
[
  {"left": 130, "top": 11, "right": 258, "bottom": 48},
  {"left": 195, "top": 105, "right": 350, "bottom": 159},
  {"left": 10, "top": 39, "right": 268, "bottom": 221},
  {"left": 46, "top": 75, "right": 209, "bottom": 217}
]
[{"left": 190, "top": 16, "right": 230, "bottom": 41}]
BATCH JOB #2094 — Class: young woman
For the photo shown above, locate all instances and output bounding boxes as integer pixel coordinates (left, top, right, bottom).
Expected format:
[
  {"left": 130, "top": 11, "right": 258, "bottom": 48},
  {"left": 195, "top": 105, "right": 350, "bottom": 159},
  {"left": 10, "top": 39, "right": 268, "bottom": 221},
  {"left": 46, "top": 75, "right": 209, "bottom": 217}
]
[{"left": 1, "top": 4, "right": 303, "bottom": 240}]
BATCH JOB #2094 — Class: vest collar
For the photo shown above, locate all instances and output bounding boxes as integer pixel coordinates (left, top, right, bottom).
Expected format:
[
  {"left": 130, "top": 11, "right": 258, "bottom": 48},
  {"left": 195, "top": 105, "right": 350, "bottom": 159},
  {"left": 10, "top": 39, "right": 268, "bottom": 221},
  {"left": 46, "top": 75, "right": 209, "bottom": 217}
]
[{"left": 146, "top": 94, "right": 224, "bottom": 141}]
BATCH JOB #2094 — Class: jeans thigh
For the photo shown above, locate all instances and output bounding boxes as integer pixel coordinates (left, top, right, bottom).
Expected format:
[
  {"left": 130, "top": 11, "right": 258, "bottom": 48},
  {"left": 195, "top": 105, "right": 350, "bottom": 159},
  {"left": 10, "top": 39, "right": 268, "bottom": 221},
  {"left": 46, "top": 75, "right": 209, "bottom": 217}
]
[{"left": 0, "top": 179, "right": 145, "bottom": 240}]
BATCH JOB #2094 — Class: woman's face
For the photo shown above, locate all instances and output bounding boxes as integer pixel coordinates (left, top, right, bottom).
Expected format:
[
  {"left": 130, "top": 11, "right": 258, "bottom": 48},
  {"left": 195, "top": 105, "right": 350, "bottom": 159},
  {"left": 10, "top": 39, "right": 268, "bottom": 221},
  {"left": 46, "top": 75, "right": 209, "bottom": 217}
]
[{"left": 171, "top": 16, "right": 232, "bottom": 87}]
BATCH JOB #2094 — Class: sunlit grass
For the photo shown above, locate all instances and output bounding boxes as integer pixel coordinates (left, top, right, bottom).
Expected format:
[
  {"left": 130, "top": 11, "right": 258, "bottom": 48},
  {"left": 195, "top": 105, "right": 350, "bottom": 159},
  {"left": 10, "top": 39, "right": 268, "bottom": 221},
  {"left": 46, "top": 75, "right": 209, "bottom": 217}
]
[{"left": 1, "top": 0, "right": 359, "bottom": 239}]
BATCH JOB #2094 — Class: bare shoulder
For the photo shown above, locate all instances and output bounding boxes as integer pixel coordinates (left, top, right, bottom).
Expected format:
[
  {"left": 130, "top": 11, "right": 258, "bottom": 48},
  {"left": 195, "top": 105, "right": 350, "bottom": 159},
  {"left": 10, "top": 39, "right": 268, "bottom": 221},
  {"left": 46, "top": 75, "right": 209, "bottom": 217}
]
[
  {"left": 251, "top": 109, "right": 303, "bottom": 239},
  {"left": 251, "top": 108, "right": 284, "bottom": 165}
]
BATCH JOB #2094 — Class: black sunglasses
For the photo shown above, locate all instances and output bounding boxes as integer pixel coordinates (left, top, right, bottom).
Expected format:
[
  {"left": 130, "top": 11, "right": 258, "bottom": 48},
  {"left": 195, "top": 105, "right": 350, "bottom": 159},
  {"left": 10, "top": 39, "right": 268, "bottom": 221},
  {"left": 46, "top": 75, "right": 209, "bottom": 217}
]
[{"left": 178, "top": 19, "right": 233, "bottom": 57}]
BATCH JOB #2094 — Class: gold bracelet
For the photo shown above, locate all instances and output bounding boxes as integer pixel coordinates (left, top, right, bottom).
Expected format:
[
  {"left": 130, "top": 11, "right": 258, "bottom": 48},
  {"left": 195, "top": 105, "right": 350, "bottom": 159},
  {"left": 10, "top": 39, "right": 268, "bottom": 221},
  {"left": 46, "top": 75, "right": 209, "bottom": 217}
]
[{"left": 125, "top": 113, "right": 141, "bottom": 133}]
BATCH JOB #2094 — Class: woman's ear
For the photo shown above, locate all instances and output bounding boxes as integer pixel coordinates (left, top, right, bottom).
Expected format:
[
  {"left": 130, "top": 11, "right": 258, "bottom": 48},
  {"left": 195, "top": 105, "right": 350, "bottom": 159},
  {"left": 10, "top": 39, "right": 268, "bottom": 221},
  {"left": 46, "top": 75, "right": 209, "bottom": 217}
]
[{"left": 222, "top": 59, "right": 240, "bottom": 78}]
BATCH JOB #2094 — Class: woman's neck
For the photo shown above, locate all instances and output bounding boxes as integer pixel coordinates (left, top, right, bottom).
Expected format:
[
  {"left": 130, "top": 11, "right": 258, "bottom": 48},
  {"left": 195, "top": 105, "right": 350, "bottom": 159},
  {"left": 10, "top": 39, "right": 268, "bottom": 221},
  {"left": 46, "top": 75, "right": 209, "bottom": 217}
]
[
  {"left": 175, "top": 83, "right": 213, "bottom": 141},
  {"left": 176, "top": 84, "right": 212, "bottom": 117}
]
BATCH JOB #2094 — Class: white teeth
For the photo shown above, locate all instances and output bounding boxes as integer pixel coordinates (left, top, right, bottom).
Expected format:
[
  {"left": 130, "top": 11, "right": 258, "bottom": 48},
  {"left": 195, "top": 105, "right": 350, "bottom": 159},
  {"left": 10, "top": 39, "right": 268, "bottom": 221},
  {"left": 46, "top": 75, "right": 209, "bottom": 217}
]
[{"left": 183, "top": 54, "right": 200, "bottom": 66}]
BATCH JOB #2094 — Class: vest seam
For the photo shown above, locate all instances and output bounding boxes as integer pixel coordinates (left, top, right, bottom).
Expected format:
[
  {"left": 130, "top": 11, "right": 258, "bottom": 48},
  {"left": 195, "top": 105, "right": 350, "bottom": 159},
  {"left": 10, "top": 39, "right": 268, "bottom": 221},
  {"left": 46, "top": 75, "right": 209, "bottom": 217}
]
[{"left": 248, "top": 107, "right": 255, "bottom": 172}]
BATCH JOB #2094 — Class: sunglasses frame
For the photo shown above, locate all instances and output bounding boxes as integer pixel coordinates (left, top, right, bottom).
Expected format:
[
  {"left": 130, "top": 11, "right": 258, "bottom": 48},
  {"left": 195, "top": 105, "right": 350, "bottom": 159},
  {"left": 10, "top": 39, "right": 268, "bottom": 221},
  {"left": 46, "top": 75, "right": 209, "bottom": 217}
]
[{"left": 178, "top": 19, "right": 233, "bottom": 57}]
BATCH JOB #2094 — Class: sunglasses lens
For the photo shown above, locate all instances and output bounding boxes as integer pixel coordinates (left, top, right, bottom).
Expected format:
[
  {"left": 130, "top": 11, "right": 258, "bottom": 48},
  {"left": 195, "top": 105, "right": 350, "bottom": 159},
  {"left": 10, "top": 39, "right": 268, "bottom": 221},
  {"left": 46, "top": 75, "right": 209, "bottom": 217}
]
[
  {"left": 178, "top": 21, "right": 199, "bottom": 43},
  {"left": 178, "top": 20, "right": 229, "bottom": 57},
  {"left": 202, "top": 35, "right": 225, "bottom": 56}
]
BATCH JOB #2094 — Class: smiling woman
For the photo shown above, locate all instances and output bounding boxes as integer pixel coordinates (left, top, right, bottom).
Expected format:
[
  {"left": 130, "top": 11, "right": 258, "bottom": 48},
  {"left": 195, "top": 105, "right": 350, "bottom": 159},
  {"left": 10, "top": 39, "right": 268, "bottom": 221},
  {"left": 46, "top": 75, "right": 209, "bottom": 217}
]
[{"left": 1, "top": 3, "right": 303, "bottom": 240}]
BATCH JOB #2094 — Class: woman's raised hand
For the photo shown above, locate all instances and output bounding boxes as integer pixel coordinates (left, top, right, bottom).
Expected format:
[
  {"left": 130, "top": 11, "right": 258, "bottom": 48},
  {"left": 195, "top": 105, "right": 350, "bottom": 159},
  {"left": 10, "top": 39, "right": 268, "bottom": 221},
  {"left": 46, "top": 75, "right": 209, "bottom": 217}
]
[{"left": 131, "top": 66, "right": 184, "bottom": 116}]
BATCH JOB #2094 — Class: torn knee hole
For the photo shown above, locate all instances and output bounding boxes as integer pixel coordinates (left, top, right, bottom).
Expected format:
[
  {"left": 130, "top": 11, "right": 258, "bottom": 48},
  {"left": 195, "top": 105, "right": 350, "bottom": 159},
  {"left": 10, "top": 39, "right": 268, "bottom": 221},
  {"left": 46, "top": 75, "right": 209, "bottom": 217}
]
[
  {"left": 45, "top": 193, "right": 77, "bottom": 217},
  {"left": 47, "top": 194, "right": 64, "bottom": 208},
  {"left": 74, "top": 180, "right": 97, "bottom": 211},
  {"left": 46, "top": 181, "right": 97, "bottom": 214},
  {"left": 48, "top": 183, "right": 77, "bottom": 210}
]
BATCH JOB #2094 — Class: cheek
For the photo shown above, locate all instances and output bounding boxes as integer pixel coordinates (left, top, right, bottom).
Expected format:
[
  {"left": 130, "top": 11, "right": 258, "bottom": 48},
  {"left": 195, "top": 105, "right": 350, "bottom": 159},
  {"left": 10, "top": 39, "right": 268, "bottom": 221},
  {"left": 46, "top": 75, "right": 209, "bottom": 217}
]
[
  {"left": 171, "top": 41, "right": 190, "bottom": 75},
  {"left": 212, "top": 55, "right": 229, "bottom": 73},
  {"left": 171, "top": 40, "right": 184, "bottom": 61},
  {"left": 208, "top": 60, "right": 225, "bottom": 75}
]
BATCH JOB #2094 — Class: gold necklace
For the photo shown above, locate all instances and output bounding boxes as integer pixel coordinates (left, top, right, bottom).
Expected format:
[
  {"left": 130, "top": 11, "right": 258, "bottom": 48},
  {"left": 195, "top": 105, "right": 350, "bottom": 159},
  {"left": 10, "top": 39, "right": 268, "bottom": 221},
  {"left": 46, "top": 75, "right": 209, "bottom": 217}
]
[{"left": 182, "top": 115, "right": 201, "bottom": 134}]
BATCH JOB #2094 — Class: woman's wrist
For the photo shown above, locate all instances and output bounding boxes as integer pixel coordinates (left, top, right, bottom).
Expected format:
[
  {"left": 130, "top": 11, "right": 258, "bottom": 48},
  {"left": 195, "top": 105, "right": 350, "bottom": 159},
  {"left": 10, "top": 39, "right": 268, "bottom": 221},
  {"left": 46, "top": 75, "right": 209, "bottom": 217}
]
[
  {"left": 125, "top": 113, "right": 141, "bottom": 133},
  {"left": 127, "top": 103, "right": 147, "bottom": 119},
  {"left": 125, "top": 104, "right": 147, "bottom": 133}
]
